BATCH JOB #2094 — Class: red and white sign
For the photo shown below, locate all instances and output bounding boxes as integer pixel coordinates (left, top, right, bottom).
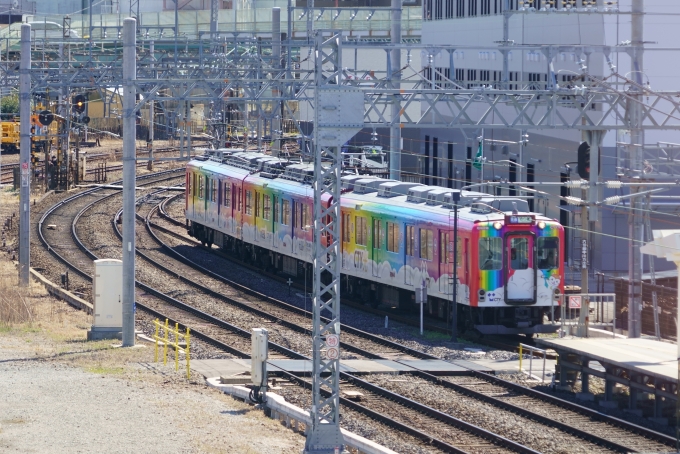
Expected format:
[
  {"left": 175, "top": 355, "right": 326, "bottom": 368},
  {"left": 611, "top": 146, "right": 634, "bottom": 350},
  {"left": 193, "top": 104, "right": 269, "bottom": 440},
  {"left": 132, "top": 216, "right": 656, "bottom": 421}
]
[
  {"left": 326, "top": 347, "right": 339, "bottom": 360},
  {"left": 569, "top": 295, "right": 582, "bottom": 309},
  {"left": 21, "top": 162, "right": 28, "bottom": 170},
  {"left": 326, "top": 334, "right": 339, "bottom": 348}
]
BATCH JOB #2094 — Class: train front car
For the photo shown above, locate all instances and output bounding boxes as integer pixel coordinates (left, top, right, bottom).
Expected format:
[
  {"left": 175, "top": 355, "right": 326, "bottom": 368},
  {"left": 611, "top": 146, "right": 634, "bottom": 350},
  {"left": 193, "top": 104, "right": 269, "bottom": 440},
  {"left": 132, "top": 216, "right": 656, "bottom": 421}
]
[{"left": 470, "top": 212, "right": 564, "bottom": 335}]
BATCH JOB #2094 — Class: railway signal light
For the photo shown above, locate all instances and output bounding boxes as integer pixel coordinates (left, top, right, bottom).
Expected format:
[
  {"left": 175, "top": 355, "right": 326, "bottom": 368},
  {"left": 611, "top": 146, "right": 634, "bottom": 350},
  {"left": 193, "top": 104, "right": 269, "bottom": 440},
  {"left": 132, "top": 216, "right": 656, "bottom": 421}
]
[
  {"left": 577, "top": 141, "right": 601, "bottom": 180},
  {"left": 73, "top": 94, "right": 87, "bottom": 114},
  {"left": 577, "top": 141, "right": 591, "bottom": 179}
]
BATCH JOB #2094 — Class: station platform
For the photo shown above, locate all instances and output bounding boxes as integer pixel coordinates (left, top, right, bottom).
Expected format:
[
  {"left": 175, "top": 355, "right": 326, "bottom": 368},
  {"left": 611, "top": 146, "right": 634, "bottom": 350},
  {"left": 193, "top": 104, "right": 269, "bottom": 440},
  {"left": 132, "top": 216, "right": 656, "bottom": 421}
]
[
  {"left": 190, "top": 357, "right": 500, "bottom": 381},
  {"left": 535, "top": 336, "right": 677, "bottom": 420}
]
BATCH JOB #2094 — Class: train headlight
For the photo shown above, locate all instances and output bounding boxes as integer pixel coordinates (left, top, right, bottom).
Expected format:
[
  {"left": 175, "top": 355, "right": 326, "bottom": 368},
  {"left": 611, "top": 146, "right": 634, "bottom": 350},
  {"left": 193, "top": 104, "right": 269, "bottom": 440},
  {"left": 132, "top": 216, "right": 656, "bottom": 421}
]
[
  {"left": 493, "top": 222, "right": 502, "bottom": 230},
  {"left": 537, "top": 221, "right": 546, "bottom": 229}
]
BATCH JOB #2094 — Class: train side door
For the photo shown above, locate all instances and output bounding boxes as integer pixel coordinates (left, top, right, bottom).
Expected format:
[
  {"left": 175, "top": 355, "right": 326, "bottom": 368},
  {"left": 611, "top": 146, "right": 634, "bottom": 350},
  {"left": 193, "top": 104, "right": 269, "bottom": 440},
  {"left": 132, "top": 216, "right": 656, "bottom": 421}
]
[
  {"left": 272, "top": 195, "right": 278, "bottom": 249},
  {"left": 505, "top": 234, "right": 536, "bottom": 303},
  {"left": 439, "top": 230, "right": 452, "bottom": 294},
  {"left": 372, "top": 218, "right": 381, "bottom": 277},
  {"left": 404, "top": 224, "right": 415, "bottom": 286}
]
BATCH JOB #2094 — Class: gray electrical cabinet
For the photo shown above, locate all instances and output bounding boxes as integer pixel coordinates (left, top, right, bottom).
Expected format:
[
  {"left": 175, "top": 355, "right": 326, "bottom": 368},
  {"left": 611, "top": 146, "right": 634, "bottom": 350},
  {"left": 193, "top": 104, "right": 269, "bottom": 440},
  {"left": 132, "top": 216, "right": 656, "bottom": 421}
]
[{"left": 87, "top": 259, "right": 123, "bottom": 340}]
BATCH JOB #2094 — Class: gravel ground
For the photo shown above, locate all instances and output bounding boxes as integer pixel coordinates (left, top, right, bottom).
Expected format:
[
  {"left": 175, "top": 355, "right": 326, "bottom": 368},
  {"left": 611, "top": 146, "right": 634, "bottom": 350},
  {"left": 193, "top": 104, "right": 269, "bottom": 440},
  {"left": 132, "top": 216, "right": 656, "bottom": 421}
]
[
  {"left": 366, "top": 374, "right": 611, "bottom": 454},
  {"left": 0, "top": 301, "right": 305, "bottom": 454}
]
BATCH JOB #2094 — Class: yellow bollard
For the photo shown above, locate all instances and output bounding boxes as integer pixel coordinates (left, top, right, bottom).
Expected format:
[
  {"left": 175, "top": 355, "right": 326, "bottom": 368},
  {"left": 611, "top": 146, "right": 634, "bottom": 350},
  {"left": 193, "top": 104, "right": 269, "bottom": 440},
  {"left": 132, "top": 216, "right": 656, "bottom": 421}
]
[
  {"left": 153, "top": 319, "right": 159, "bottom": 363},
  {"left": 175, "top": 322, "right": 179, "bottom": 372},
  {"left": 519, "top": 344, "right": 523, "bottom": 374},
  {"left": 163, "top": 319, "right": 169, "bottom": 366},
  {"left": 186, "top": 327, "right": 191, "bottom": 380}
]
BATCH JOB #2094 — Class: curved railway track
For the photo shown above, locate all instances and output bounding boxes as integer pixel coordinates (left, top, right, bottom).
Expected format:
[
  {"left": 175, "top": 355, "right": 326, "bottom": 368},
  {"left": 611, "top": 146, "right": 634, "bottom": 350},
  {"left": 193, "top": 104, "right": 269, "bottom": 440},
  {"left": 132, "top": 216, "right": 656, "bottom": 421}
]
[
  {"left": 37, "top": 172, "right": 532, "bottom": 454},
  {"left": 36, "top": 178, "right": 678, "bottom": 453}
]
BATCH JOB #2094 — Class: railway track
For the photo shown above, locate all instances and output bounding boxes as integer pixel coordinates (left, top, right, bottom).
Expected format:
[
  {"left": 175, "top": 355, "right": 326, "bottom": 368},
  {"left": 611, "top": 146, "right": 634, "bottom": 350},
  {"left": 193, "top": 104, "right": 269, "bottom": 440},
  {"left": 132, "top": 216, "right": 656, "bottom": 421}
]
[
  {"left": 146, "top": 189, "right": 677, "bottom": 454},
  {"left": 37, "top": 172, "right": 532, "bottom": 454},
  {"left": 36, "top": 179, "right": 678, "bottom": 453}
]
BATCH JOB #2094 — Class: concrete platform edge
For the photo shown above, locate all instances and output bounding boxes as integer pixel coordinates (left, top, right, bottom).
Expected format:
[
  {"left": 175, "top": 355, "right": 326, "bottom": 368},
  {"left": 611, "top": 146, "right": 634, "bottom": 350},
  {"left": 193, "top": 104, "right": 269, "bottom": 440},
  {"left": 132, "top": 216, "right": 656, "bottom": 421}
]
[
  {"left": 206, "top": 377, "right": 398, "bottom": 454},
  {"left": 29, "top": 267, "right": 93, "bottom": 314}
]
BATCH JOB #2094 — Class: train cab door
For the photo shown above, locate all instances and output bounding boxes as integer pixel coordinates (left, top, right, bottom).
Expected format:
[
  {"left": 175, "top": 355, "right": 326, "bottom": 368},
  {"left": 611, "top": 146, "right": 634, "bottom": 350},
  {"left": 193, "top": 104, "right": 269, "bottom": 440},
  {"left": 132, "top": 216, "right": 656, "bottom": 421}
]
[{"left": 505, "top": 234, "right": 536, "bottom": 303}]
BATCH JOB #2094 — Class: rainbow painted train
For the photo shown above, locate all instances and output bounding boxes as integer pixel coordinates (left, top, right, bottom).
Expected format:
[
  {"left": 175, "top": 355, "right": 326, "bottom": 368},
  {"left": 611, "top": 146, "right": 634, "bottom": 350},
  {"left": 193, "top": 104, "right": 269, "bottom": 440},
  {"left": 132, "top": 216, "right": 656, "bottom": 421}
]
[{"left": 185, "top": 150, "right": 564, "bottom": 335}]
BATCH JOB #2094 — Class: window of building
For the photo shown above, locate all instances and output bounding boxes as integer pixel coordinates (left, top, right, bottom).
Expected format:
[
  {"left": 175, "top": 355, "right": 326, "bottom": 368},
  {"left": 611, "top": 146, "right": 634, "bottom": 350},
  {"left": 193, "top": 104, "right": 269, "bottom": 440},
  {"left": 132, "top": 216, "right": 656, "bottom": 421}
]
[
  {"left": 456, "top": 0, "right": 464, "bottom": 16},
  {"left": 434, "top": 0, "right": 443, "bottom": 19},
  {"left": 481, "top": 0, "right": 490, "bottom": 15},
  {"left": 445, "top": 0, "right": 454, "bottom": 18},
  {"left": 223, "top": 182, "right": 231, "bottom": 207},
  {"left": 342, "top": 213, "right": 351, "bottom": 243},
  {"left": 282, "top": 199, "right": 290, "bottom": 225},
  {"left": 406, "top": 225, "right": 415, "bottom": 256},
  {"left": 245, "top": 190, "right": 252, "bottom": 215},
  {"left": 356, "top": 216, "right": 368, "bottom": 246},
  {"left": 263, "top": 195, "right": 271, "bottom": 220},
  {"left": 424, "top": 0, "right": 432, "bottom": 20},
  {"left": 373, "top": 219, "right": 383, "bottom": 250},
  {"left": 467, "top": 0, "right": 477, "bottom": 16},
  {"left": 420, "top": 229, "right": 434, "bottom": 260},
  {"left": 479, "top": 237, "right": 502, "bottom": 270},
  {"left": 387, "top": 222, "right": 399, "bottom": 253}
]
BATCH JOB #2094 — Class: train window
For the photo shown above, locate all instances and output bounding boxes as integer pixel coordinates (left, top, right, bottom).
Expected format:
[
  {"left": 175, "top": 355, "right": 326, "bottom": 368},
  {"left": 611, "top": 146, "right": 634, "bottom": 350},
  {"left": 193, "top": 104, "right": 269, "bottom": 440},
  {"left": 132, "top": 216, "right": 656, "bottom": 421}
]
[
  {"left": 187, "top": 174, "right": 192, "bottom": 195},
  {"left": 263, "top": 195, "right": 271, "bottom": 220},
  {"left": 440, "top": 231, "right": 450, "bottom": 263},
  {"left": 373, "top": 219, "right": 383, "bottom": 250},
  {"left": 342, "top": 213, "right": 351, "bottom": 243},
  {"left": 419, "top": 229, "right": 433, "bottom": 261},
  {"left": 387, "top": 222, "right": 399, "bottom": 253},
  {"left": 245, "top": 190, "right": 252, "bottom": 215},
  {"left": 255, "top": 192, "right": 260, "bottom": 217},
  {"left": 302, "top": 204, "right": 310, "bottom": 229},
  {"left": 193, "top": 174, "right": 198, "bottom": 197},
  {"left": 478, "top": 237, "right": 502, "bottom": 270},
  {"left": 237, "top": 189, "right": 242, "bottom": 212},
  {"left": 356, "top": 216, "right": 368, "bottom": 246},
  {"left": 223, "top": 183, "right": 231, "bottom": 207},
  {"left": 273, "top": 196, "right": 279, "bottom": 222},
  {"left": 211, "top": 179, "right": 217, "bottom": 202},
  {"left": 510, "top": 237, "right": 529, "bottom": 270},
  {"left": 294, "top": 201, "right": 301, "bottom": 228},
  {"left": 406, "top": 225, "right": 415, "bottom": 256},
  {"left": 282, "top": 200, "right": 291, "bottom": 225},
  {"left": 537, "top": 237, "right": 559, "bottom": 269},
  {"left": 206, "top": 178, "right": 210, "bottom": 200},
  {"left": 198, "top": 175, "right": 204, "bottom": 199}
]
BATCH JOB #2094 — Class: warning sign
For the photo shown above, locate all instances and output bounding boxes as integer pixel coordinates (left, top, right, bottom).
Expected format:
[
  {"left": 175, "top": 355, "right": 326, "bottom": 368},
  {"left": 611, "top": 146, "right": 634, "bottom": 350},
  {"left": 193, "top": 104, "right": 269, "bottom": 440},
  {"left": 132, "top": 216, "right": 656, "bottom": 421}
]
[{"left": 569, "top": 295, "right": 582, "bottom": 309}]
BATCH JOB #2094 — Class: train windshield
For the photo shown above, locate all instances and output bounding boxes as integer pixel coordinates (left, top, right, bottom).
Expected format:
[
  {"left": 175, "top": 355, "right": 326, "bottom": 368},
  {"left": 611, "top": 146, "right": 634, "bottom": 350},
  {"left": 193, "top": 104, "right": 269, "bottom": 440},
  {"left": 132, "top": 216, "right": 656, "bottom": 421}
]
[
  {"left": 537, "top": 237, "right": 559, "bottom": 269},
  {"left": 479, "top": 237, "right": 502, "bottom": 270}
]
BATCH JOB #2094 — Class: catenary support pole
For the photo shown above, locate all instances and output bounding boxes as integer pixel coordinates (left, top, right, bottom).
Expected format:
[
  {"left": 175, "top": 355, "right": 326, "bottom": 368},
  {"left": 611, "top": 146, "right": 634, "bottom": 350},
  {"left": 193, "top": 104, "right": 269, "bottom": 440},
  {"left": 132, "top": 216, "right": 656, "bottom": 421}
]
[
  {"left": 148, "top": 40, "right": 154, "bottom": 171},
  {"left": 628, "top": 0, "right": 644, "bottom": 338},
  {"left": 18, "top": 23, "right": 30, "bottom": 287},
  {"left": 122, "top": 18, "right": 137, "bottom": 347},
  {"left": 389, "top": 0, "right": 402, "bottom": 180}
]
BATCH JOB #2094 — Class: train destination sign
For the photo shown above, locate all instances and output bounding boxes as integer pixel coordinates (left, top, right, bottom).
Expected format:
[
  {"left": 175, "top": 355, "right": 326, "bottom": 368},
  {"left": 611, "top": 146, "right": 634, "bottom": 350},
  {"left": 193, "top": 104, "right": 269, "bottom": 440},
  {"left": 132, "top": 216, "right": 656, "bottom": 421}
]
[{"left": 505, "top": 215, "right": 535, "bottom": 225}]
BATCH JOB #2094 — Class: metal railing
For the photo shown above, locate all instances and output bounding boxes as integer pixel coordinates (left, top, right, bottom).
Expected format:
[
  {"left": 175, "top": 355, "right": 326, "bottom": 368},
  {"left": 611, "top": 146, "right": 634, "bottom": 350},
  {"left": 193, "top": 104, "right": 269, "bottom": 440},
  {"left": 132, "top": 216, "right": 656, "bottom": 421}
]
[{"left": 518, "top": 343, "right": 548, "bottom": 382}]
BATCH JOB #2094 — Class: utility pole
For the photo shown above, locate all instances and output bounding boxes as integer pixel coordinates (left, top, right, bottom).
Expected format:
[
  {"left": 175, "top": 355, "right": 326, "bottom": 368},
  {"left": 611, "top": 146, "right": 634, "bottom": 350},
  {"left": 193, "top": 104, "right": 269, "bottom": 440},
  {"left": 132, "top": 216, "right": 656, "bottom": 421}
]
[
  {"left": 628, "top": 0, "right": 644, "bottom": 338},
  {"left": 18, "top": 23, "right": 30, "bottom": 287},
  {"left": 389, "top": 0, "right": 401, "bottom": 180},
  {"left": 122, "top": 17, "right": 137, "bottom": 347}
]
